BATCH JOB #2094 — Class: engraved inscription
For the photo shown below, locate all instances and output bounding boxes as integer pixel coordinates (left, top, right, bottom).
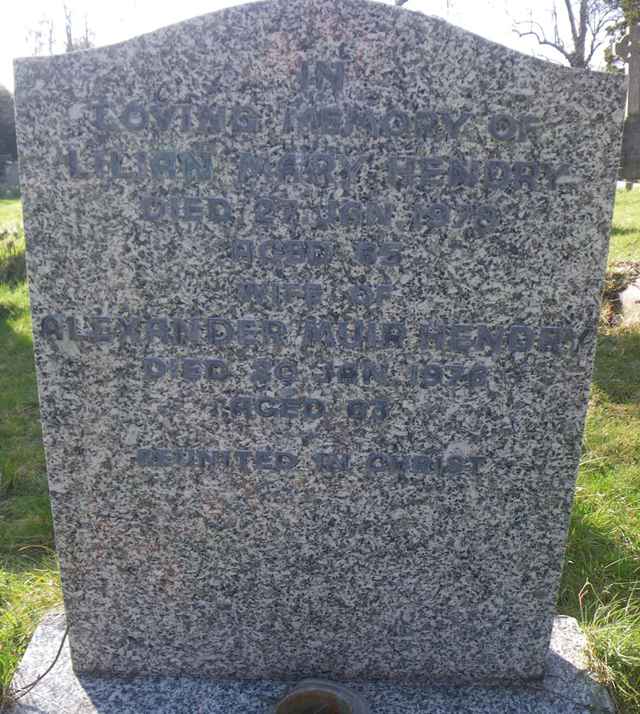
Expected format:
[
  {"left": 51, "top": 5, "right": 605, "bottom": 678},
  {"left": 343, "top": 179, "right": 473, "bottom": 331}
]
[{"left": 50, "top": 54, "right": 590, "bottom": 475}]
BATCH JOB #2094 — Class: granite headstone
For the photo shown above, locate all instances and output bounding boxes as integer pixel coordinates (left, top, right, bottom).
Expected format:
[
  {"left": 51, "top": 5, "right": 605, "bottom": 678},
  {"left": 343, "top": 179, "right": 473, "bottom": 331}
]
[{"left": 14, "top": 0, "right": 624, "bottom": 687}]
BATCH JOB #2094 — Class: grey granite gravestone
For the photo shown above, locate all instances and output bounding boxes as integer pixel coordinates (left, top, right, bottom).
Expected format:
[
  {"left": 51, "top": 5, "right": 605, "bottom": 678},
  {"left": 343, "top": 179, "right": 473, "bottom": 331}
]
[{"left": 13, "top": 0, "right": 623, "bottom": 698}]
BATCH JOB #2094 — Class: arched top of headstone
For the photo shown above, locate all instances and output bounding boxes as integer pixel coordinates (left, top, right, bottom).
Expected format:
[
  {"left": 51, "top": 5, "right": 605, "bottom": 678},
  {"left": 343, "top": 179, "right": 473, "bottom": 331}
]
[
  {"left": 12, "top": 0, "right": 626, "bottom": 691},
  {"left": 15, "top": 0, "right": 620, "bottom": 93},
  {"left": 14, "top": 0, "right": 624, "bottom": 192}
]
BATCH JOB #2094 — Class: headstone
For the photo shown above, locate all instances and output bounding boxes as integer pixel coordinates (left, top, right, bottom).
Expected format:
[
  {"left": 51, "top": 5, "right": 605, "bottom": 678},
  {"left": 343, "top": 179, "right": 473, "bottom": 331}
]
[
  {"left": 3, "top": 160, "right": 19, "bottom": 188},
  {"left": 617, "top": 24, "right": 640, "bottom": 116},
  {"left": 0, "top": 152, "right": 10, "bottom": 182},
  {"left": 14, "top": 0, "right": 624, "bottom": 691},
  {"left": 617, "top": 23, "right": 640, "bottom": 180}
]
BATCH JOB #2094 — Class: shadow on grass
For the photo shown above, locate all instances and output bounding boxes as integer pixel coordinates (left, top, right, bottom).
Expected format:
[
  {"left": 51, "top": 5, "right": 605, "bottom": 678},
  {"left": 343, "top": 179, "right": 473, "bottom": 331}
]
[
  {"left": 0, "top": 295, "right": 53, "bottom": 572},
  {"left": 0, "top": 253, "right": 26, "bottom": 285},
  {"left": 0, "top": 489, "right": 53, "bottom": 558},
  {"left": 611, "top": 226, "right": 640, "bottom": 236},
  {"left": 0, "top": 550, "right": 56, "bottom": 577},
  {"left": 0, "top": 319, "right": 43, "bottom": 490},
  {"left": 0, "top": 464, "right": 53, "bottom": 573},
  {"left": 0, "top": 299, "right": 26, "bottom": 323},
  {"left": 592, "top": 331, "right": 640, "bottom": 405},
  {"left": 0, "top": 314, "right": 35, "bottom": 351}
]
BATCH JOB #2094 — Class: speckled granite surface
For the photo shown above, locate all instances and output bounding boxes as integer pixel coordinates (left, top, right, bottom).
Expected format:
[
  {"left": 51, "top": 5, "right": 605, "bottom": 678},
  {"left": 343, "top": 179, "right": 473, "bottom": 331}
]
[
  {"left": 11, "top": 613, "right": 615, "bottom": 713},
  {"left": 14, "top": 0, "right": 624, "bottom": 685}
]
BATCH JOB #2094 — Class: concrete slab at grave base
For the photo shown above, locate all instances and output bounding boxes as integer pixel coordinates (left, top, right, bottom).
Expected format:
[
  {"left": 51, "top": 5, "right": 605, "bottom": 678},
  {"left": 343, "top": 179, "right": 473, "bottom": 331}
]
[{"left": 11, "top": 612, "right": 614, "bottom": 714}]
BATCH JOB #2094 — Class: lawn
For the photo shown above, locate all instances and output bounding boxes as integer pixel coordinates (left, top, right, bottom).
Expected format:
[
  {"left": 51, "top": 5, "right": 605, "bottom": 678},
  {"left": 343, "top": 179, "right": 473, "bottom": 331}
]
[
  {"left": 0, "top": 203, "right": 21, "bottom": 228},
  {"left": 0, "top": 199, "right": 60, "bottom": 711},
  {"left": 0, "top": 193, "right": 639, "bottom": 710},
  {"left": 565, "top": 195, "right": 640, "bottom": 712},
  {"left": 610, "top": 189, "right": 640, "bottom": 264}
]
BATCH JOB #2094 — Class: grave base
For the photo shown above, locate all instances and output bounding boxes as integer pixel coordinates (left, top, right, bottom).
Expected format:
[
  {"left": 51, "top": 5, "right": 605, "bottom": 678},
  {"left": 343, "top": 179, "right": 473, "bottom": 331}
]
[{"left": 10, "top": 612, "right": 614, "bottom": 713}]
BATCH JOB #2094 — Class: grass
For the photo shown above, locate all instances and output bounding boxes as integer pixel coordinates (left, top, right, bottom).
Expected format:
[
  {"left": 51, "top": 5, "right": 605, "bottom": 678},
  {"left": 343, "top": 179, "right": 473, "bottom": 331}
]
[
  {"left": 587, "top": 190, "right": 640, "bottom": 711},
  {"left": 558, "top": 325, "right": 640, "bottom": 709},
  {"left": 0, "top": 193, "right": 640, "bottom": 709},
  {"left": 0, "top": 202, "right": 21, "bottom": 227},
  {"left": 609, "top": 188, "right": 640, "bottom": 264},
  {"left": 0, "top": 198, "right": 60, "bottom": 708}
]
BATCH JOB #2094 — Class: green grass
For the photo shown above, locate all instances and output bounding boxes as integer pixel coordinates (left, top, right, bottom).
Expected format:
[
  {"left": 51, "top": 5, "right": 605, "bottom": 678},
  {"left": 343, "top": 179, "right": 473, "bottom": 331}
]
[
  {"left": 0, "top": 201, "right": 21, "bottom": 228},
  {"left": 558, "top": 325, "right": 640, "bottom": 710},
  {"left": 0, "top": 559, "right": 60, "bottom": 710},
  {"left": 1, "top": 193, "right": 640, "bottom": 709},
  {"left": 609, "top": 189, "right": 640, "bottom": 264},
  {"left": 0, "top": 199, "right": 59, "bottom": 707}
]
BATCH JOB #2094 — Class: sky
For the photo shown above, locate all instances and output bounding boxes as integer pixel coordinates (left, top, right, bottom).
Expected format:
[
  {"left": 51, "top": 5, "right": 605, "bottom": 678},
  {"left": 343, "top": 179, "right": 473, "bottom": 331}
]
[{"left": 0, "top": 0, "right": 611, "bottom": 92}]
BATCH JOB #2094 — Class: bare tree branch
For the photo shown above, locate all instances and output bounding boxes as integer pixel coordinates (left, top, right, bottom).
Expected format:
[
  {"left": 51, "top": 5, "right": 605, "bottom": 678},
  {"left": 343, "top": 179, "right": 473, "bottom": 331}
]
[
  {"left": 514, "top": 0, "right": 623, "bottom": 68},
  {"left": 47, "top": 20, "right": 55, "bottom": 55},
  {"left": 26, "top": 7, "right": 94, "bottom": 56},
  {"left": 552, "top": 4, "right": 565, "bottom": 49},
  {"left": 564, "top": 0, "right": 581, "bottom": 48},
  {"left": 586, "top": 35, "right": 605, "bottom": 64},
  {"left": 589, "top": 6, "right": 620, "bottom": 36},
  {"left": 63, "top": 4, "right": 74, "bottom": 53},
  {"left": 513, "top": 22, "right": 576, "bottom": 63}
]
